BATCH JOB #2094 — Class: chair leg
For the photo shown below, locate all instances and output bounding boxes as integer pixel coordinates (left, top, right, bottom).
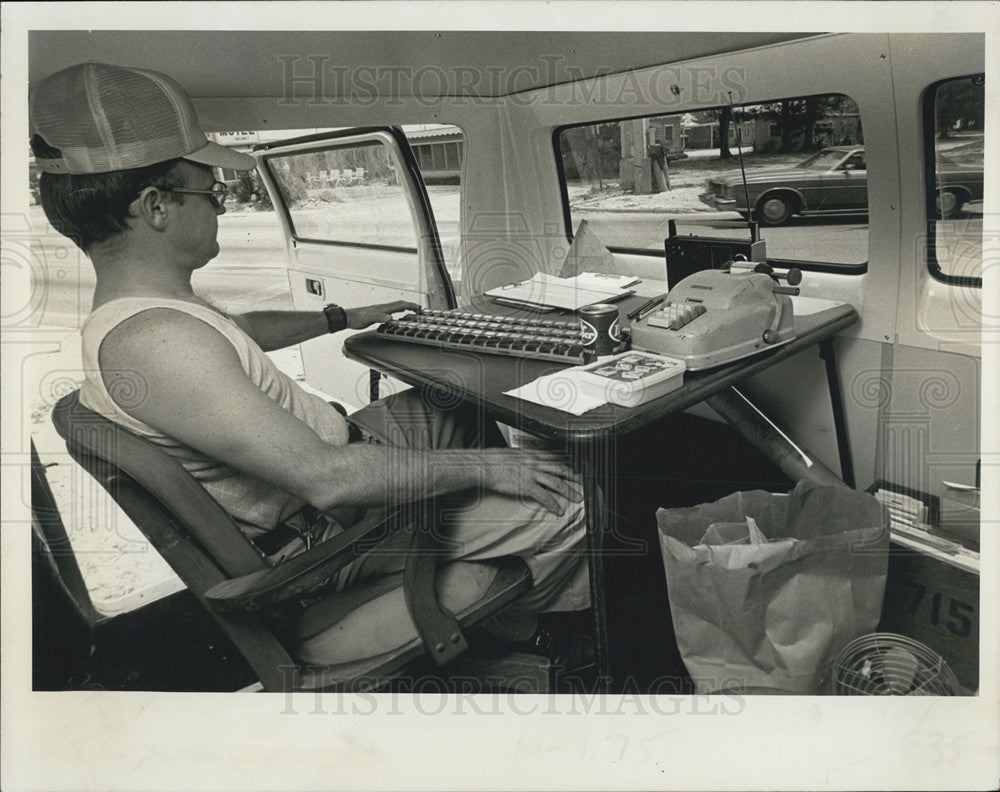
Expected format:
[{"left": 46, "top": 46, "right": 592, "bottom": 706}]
[{"left": 207, "top": 609, "right": 301, "bottom": 692}]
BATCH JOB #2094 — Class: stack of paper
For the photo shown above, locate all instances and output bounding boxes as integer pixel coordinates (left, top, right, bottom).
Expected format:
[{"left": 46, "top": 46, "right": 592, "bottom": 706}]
[
  {"left": 486, "top": 272, "right": 636, "bottom": 311},
  {"left": 486, "top": 219, "right": 640, "bottom": 310},
  {"left": 874, "top": 488, "right": 929, "bottom": 532},
  {"left": 506, "top": 350, "right": 685, "bottom": 413}
]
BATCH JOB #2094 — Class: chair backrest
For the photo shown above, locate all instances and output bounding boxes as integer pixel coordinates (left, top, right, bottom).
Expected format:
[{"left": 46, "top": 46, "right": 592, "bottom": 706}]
[
  {"left": 51, "top": 390, "right": 312, "bottom": 690},
  {"left": 51, "top": 390, "right": 267, "bottom": 583}
]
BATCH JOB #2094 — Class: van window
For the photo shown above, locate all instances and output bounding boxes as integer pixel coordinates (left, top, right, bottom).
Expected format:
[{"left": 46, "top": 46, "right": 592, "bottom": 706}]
[
  {"left": 927, "top": 75, "right": 984, "bottom": 285},
  {"left": 556, "top": 94, "right": 867, "bottom": 270},
  {"left": 262, "top": 127, "right": 463, "bottom": 275},
  {"left": 264, "top": 140, "right": 418, "bottom": 249}
]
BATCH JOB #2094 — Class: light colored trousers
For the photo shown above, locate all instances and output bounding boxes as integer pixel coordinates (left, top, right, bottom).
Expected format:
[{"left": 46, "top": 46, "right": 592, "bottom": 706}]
[{"left": 317, "top": 389, "right": 591, "bottom": 615}]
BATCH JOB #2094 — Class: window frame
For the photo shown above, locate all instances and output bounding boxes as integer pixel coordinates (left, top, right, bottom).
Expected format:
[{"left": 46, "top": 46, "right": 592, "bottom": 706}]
[
  {"left": 922, "top": 74, "right": 985, "bottom": 289},
  {"left": 553, "top": 93, "right": 871, "bottom": 276},
  {"left": 260, "top": 132, "right": 420, "bottom": 254}
]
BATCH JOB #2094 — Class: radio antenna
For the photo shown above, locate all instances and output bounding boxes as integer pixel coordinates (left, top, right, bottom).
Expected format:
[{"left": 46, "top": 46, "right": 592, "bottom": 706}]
[{"left": 728, "top": 91, "right": 758, "bottom": 243}]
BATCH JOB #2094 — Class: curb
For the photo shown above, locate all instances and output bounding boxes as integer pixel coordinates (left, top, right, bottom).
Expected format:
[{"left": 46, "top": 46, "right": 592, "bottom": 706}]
[{"left": 570, "top": 206, "right": 717, "bottom": 215}]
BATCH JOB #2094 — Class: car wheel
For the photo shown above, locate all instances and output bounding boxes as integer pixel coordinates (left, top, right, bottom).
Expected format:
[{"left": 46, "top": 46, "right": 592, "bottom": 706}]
[
  {"left": 756, "top": 194, "right": 792, "bottom": 226},
  {"left": 936, "top": 188, "right": 964, "bottom": 219}
]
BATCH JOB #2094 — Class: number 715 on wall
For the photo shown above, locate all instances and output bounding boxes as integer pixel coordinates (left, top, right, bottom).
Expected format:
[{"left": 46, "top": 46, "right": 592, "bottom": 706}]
[{"left": 903, "top": 579, "right": 974, "bottom": 638}]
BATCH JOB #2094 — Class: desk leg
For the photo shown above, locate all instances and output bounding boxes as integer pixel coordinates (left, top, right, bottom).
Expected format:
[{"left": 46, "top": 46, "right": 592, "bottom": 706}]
[
  {"left": 819, "top": 338, "right": 855, "bottom": 488},
  {"left": 578, "top": 438, "right": 613, "bottom": 693},
  {"left": 707, "top": 386, "right": 845, "bottom": 488}
]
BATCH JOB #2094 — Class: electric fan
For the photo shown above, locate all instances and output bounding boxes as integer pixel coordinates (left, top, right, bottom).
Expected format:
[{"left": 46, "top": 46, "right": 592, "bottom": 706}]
[{"left": 831, "top": 633, "right": 962, "bottom": 695}]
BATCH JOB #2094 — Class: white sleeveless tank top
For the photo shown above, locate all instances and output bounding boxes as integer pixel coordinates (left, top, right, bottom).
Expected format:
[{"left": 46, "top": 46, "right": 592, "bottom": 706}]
[{"left": 80, "top": 297, "right": 350, "bottom": 537}]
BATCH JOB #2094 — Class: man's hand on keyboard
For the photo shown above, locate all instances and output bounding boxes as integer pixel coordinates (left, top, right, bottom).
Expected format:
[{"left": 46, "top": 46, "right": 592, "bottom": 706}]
[
  {"left": 345, "top": 301, "right": 421, "bottom": 329},
  {"left": 479, "top": 450, "right": 584, "bottom": 516}
]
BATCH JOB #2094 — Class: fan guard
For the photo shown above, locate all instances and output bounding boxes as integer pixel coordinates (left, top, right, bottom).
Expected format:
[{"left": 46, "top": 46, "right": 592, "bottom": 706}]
[{"left": 832, "top": 633, "right": 961, "bottom": 696}]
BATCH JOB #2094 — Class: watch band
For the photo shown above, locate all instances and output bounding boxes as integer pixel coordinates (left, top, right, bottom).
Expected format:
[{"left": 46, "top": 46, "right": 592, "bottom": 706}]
[{"left": 323, "top": 303, "right": 347, "bottom": 333}]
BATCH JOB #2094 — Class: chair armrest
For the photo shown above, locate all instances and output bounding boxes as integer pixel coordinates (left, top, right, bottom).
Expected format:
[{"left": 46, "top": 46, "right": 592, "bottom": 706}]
[
  {"left": 205, "top": 509, "right": 396, "bottom": 613},
  {"left": 403, "top": 501, "right": 469, "bottom": 666}
]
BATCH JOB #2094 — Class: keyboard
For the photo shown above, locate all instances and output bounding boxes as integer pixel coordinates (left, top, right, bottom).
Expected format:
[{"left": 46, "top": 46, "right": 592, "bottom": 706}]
[{"left": 376, "top": 309, "right": 588, "bottom": 363}]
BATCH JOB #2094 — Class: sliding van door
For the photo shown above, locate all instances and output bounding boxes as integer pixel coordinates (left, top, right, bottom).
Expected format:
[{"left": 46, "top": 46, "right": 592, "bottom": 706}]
[{"left": 254, "top": 128, "right": 454, "bottom": 407}]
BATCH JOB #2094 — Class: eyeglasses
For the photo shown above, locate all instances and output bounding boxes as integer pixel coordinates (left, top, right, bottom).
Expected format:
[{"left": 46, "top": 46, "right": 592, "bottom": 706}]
[{"left": 161, "top": 181, "right": 229, "bottom": 208}]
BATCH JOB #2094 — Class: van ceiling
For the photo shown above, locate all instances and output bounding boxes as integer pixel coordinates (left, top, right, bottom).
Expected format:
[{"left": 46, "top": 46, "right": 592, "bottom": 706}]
[{"left": 29, "top": 30, "right": 814, "bottom": 101}]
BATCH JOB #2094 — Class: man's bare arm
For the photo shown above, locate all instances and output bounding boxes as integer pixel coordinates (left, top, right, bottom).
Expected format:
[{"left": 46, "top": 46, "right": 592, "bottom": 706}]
[
  {"left": 226, "top": 310, "right": 327, "bottom": 351},
  {"left": 229, "top": 301, "right": 420, "bottom": 351},
  {"left": 99, "top": 309, "right": 580, "bottom": 514}
]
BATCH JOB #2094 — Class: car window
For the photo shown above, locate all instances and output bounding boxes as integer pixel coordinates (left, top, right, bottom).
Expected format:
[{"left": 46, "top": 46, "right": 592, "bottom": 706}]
[
  {"left": 257, "top": 126, "right": 463, "bottom": 275},
  {"left": 842, "top": 153, "right": 865, "bottom": 171},
  {"left": 556, "top": 93, "right": 867, "bottom": 269},
  {"left": 264, "top": 140, "right": 418, "bottom": 248},
  {"left": 927, "top": 75, "right": 984, "bottom": 284},
  {"left": 799, "top": 149, "right": 847, "bottom": 170}
]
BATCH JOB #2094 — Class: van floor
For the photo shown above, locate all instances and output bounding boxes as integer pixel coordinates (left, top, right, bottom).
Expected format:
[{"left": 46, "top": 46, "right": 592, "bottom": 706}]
[{"left": 33, "top": 587, "right": 259, "bottom": 692}]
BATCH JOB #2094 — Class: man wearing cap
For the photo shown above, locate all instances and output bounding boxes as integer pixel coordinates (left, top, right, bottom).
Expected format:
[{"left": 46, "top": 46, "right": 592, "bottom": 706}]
[{"left": 31, "top": 62, "right": 592, "bottom": 668}]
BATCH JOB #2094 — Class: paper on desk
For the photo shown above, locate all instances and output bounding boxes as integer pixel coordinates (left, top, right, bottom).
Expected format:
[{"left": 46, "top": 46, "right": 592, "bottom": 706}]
[
  {"left": 574, "top": 271, "right": 641, "bottom": 290},
  {"left": 485, "top": 272, "right": 632, "bottom": 311},
  {"left": 505, "top": 369, "right": 606, "bottom": 415}
]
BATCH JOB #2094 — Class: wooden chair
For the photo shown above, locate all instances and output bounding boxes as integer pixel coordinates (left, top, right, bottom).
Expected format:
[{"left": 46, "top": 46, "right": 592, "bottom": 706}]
[{"left": 51, "top": 390, "right": 549, "bottom": 693}]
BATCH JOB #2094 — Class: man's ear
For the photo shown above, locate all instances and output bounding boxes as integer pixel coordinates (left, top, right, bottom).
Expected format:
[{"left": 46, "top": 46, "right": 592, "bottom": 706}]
[{"left": 130, "top": 187, "right": 170, "bottom": 231}]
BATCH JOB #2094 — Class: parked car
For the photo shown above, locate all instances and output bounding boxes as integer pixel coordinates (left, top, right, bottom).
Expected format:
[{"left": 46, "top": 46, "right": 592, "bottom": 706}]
[
  {"left": 935, "top": 152, "right": 985, "bottom": 218},
  {"left": 707, "top": 146, "right": 869, "bottom": 225},
  {"left": 707, "top": 145, "right": 983, "bottom": 224}
]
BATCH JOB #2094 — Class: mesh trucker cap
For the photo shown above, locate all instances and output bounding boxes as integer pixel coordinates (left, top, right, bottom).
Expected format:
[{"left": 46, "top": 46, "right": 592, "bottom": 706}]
[{"left": 30, "top": 62, "right": 257, "bottom": 175}]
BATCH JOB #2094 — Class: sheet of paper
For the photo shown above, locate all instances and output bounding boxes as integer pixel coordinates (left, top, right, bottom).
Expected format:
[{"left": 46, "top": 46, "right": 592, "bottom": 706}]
[{"left": 504, "top": 370, "right": 607, "bottom": 415}]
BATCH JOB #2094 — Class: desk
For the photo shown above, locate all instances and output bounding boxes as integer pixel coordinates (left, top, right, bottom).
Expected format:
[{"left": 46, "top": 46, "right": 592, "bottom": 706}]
[{"left": 345, "top": 302, "right": 858, "bottom": 688}]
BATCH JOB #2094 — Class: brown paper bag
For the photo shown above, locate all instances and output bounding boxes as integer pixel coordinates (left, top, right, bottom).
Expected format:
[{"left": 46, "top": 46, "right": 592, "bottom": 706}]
[{"left": 657, "top": 481, "right": 889, "bottom": 694}]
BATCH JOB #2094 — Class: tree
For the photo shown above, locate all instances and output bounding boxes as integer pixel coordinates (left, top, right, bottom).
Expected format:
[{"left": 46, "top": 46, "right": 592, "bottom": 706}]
[
  {"left": 935, "top": 77, "right": 985, "bottom": 139},
  {"left": 802, "top": 96, "right": 821, "bottom": 150},
  {"left": 561, "top": 123, "right": 620, "bottom": 188},
  {"left": 232, "top": 171, "right": 273, "bottom": 209},
  {"left": 718, "top": 106, "right": 732, "bottom": 160}
]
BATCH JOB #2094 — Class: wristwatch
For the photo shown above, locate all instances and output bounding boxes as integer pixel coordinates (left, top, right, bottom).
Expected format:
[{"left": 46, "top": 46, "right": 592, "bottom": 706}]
[{"left": 323, "top": 303, "right": 348, "bottom": 333}]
